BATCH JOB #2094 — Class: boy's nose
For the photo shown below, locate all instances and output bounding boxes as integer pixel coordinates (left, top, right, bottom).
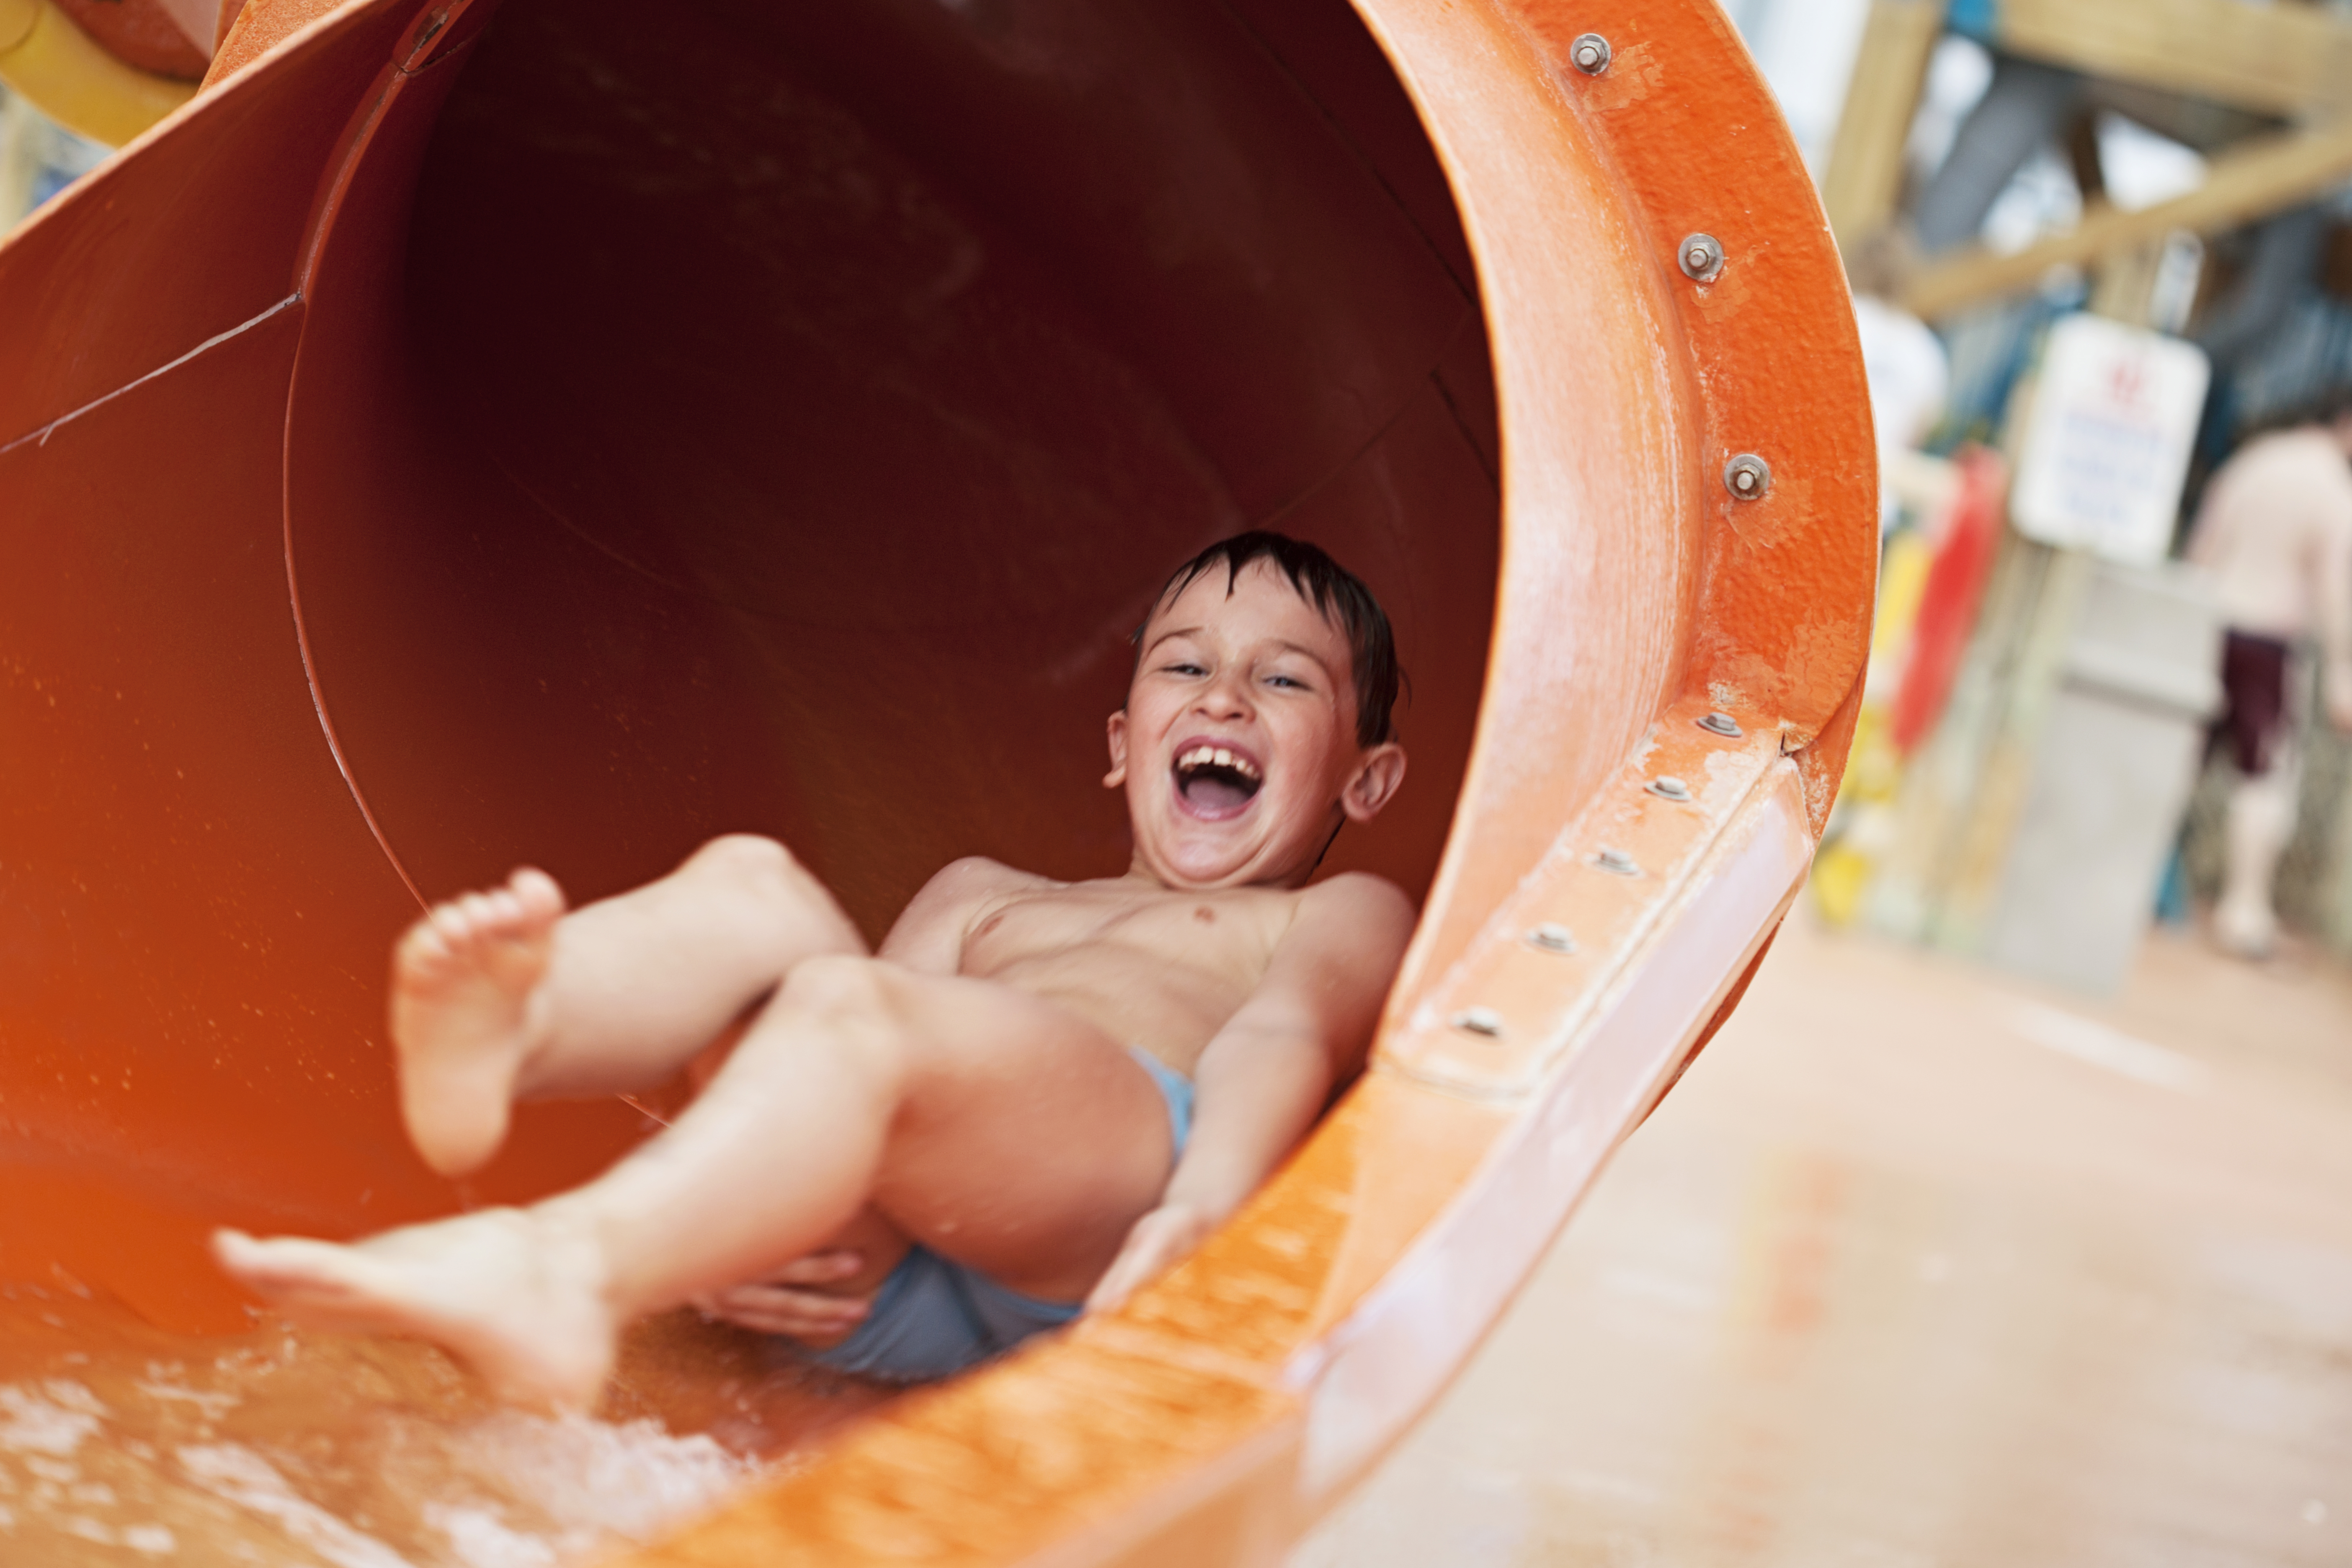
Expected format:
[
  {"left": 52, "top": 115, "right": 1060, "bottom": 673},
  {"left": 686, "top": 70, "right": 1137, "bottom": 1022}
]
[{"left": 1197, "top": 673, "right": 1252, "bottom": 717}]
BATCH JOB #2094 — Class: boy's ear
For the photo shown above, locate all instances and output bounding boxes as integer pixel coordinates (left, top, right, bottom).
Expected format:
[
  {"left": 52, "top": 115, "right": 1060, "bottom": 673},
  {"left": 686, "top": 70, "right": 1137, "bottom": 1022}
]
[
  {"left": 1339, "top": 743, "right": 1408, "bottom": 823},
  {"left": 1104, "top": 710, "right": 1129, "bottom": 789}
]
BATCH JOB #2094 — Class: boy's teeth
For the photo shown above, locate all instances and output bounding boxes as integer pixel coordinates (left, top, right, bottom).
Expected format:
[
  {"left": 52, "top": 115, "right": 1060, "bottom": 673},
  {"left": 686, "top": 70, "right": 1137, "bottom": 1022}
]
[{"left": 1177, "top": 745, "right": 1259, "bottom": 779}]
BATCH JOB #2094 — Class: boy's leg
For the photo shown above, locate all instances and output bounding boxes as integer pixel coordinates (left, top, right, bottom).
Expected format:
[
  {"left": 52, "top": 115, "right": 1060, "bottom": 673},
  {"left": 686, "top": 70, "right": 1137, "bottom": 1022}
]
[
  {"left": 396, "top": 834, "right": 864, "bottom": 1175},
  {"left": 219, "top": 958, "right": 1174, "bottom": 1406}
]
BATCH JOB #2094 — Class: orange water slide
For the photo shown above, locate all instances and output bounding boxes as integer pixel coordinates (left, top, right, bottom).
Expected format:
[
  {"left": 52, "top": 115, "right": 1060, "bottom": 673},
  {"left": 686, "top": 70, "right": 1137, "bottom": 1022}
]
[{"left": 0, "top": 0, "right": 1874, "bottom": 1561}]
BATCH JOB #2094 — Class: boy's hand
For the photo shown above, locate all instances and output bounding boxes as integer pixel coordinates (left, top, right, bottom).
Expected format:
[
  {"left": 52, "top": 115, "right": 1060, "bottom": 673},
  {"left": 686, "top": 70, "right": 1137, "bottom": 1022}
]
[
  {"left": 694, "top": 1250, "right": 873, "bottom": 1346},
  {"left": 1086, "top": 1203, "right": 1220, "bottom": 1313}
]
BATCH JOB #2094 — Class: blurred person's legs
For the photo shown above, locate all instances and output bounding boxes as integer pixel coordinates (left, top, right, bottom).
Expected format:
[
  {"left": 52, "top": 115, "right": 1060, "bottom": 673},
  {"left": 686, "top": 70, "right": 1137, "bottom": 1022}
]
[{"left": 2208, "top": 631, "right": 2297, "bottom": 958}]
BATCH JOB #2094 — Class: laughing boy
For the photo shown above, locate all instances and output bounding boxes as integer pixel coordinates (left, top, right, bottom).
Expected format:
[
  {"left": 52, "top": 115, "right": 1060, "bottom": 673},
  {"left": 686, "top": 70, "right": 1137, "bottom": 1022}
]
[{"left": 214, "top": 531, "right": 1414, "bottom": 1405}]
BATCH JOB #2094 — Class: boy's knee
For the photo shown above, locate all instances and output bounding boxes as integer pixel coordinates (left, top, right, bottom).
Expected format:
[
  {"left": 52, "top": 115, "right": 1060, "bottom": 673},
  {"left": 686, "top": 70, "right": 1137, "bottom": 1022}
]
[
  {"left": 688, "top": 834, "right": 805, "bottom": 895},
  {"left": 781, "top": 954, "right": 891, "bottom": 1017},
  {"left": 775, "top": 957, "right": 908, "bottom": 1081}
]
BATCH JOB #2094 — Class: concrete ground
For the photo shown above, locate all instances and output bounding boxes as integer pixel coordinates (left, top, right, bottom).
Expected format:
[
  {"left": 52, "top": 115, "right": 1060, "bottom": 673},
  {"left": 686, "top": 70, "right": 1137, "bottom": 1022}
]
[{"left": 1292, "top": 912, "right": 2352, "bottom": 1568}]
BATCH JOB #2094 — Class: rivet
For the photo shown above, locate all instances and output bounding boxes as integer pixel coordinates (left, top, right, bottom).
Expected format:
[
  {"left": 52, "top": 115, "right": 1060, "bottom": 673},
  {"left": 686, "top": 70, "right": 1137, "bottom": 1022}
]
[
  {"left": 1697, "top": 711, "right": 1743, "bottom": 738},
  {"left": 1570, "top": 33, "right": 1611, "bottom": 73},
  {"left": 1594, "top": 847, "right": 1641, "bottom": 877},
  {"left": 1451, "top": 1006, "right": 1506, "bottom": 1039},
  {"left": 1524, "top": 922, "right": 1578, "bottom": 954},
  {"left": 1678, "top": 232, "right": 1724, "bottom": 283},
  {"left": 1648, "top": 775, "right": 1692, "bottom": 802},
  {"left": 1723, "top": 452, "right": 1772, "bottom": 500}
]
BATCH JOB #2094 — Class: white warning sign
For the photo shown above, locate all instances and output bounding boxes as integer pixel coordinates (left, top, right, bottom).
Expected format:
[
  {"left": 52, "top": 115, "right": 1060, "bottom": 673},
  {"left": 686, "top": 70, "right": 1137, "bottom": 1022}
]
[{"left": 2011, "top": 313, "right": 2211, "bottom": 566}]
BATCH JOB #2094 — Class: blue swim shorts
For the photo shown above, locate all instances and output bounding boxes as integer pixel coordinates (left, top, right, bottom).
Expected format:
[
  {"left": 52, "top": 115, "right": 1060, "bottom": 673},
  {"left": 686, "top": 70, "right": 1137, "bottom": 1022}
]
[{"left": 800, "top": 1044, "right": 1194, "bottom": 1382}]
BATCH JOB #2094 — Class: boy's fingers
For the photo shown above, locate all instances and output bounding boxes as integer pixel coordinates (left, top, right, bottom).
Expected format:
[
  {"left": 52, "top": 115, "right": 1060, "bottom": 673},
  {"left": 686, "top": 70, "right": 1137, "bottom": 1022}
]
[
  {"left": 707, "top": 1304, "right": 868, "bottom": 1337},
  {"left": 709, "top": 1283, "right": 869, "bottom": 1324},
  {"left": 1087, "top": 1254, "right": 1150, "bottom": 1313},
  {"left": 1087, "top": 1207, "right": 1215, "bottom": 1314},
  {"left": 727, "top": 1282, "right": 868, "bottom": 1312},
  {"left": 766, "top": 1249, "right": 864, "bottom": 1285},
  {"left": 1085, "top": 1242, "right": 1154, "bottom": 1313},
  {"left": 691, "top": 1257, "right": 880, "bottom": 1336}
]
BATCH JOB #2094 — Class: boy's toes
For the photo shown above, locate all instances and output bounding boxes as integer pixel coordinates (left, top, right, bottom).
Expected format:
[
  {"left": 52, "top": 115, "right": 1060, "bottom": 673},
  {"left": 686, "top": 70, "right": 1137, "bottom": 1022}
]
[
  {"left": 213, "top": 1229, "right": 335, "bottom": 1295},
  {"left": 508, "top": 868, "right": 565, "bottom": 926},
  {"left": 397, "top": 920, "right": 454, "bottom": 975}
]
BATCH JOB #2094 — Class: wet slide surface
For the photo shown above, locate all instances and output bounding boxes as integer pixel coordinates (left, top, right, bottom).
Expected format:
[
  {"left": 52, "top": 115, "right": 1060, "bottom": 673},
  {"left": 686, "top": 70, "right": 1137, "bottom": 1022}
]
[
  {"left": 0, "top": 1294, "right": 882, "bottom": 1563},
  {"left": 0, "top": 0, "right": 1872, "bottom": 1560}
]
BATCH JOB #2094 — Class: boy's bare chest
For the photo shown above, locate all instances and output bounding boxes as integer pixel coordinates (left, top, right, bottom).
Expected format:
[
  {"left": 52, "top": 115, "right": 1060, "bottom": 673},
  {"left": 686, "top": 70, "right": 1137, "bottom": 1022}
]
[{"left": 957, "top": 885, "right": 1291, "bottom": 992}]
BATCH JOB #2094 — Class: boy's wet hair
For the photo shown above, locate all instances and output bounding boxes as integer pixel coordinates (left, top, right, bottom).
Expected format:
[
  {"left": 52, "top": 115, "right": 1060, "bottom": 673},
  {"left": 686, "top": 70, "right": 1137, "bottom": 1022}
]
[{"left": 1140, "top": 531, "right": 1404, "bottom": 747}]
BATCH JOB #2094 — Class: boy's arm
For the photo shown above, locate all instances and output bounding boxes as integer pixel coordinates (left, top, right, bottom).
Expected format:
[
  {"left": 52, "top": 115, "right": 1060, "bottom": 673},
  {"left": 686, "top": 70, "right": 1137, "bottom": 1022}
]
[{"left": 1086, "top": 872, "right": 1417, "bottom": 1310}]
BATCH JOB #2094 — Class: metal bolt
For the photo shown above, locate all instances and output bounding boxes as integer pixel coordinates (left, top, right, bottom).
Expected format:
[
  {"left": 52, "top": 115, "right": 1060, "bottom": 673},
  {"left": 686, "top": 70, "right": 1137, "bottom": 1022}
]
[
  {"left": 1524, "top": 922, "right": 1578, "bottom": 954},
  {"left": 1678, "top": 232, "right": 1724, "bottom": 283},
  {"left": 1723, "top": 452, "right": 1772, "bottom": 500},
  {"left": 1594, "top": 847, "right": 1641, "bottom": 877},
  {"left": 1648, "top": 775, "right": 1692, "bottom": 802},
  {"left": 1451, "top": 1006, "right": 1506, "bottom": 1039},
  {"left": 1697, "top": 712, "right": 1743, "bottom": 738},
  {"left": 1570, "top": 33, "right": 1611, "bottom": 73}
]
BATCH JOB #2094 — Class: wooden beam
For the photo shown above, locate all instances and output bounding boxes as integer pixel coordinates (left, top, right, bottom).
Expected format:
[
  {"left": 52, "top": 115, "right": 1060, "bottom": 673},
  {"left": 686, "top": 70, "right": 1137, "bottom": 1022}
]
[
  {"left": 1991, "top": 0, "right": 2352, "bottom": 122},
  {"left": 1903, "top": 116, "right": 2352, "bottom": 319},
  {"left": 1819, "top": 0, "right": 1945, "bottom": 248}
]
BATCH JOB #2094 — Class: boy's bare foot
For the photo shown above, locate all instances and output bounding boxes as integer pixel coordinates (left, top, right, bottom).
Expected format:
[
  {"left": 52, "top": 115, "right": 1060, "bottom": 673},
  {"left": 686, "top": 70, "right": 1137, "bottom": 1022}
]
[
  {"left": 212, "top": 1209, "right": 617, "bottom": 1409},
  {"left": 392, "top": 867, "right": 566, "bottom": 1176}
]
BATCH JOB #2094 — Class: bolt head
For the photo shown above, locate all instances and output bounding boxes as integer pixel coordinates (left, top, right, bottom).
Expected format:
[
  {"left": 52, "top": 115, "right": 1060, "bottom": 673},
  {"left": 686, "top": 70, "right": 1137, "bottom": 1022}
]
[
  {"left": 1450, "top": 1006, "right": 1506, "bottom": 1039},
  {"left": 1698, "top": 712, "right": 1743, "bottom": 738},
  {"left": 1649, "top": 775, "right": 1691, "bottom": 801},
  {"left": 1595, "top": 847, "right": 1641, "bottom": 876},
  {"left": 1525, "top": 922, "right": 1578, "bottom": 954},
  {"left": 1570, "top": 33, "right": 1611, "bottom": 72},
  {"left": 1677, "top": 232, "right": 1725, "bottom": 282},
  {"left": 1723, "top": 452, "right": 1772, "bottom": 500}
]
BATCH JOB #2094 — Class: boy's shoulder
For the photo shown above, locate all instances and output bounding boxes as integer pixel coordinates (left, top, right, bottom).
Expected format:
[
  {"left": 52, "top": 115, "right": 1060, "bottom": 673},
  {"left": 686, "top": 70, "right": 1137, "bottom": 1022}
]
[
  {"left": 931, "top": 854, "right": 1051, "bottom": 890},
  {"left": 910, "top": 856, "right": 1056, "bottom": 915},
  {"left": 1274, "top": 872, "right": 1417, "bottom": 953},
  {"left": 1295, "top": 870, "right": 1415, "bottom": 918},
  {"left": 885, "top": 857, "right": 1058, "bottom": 970}
]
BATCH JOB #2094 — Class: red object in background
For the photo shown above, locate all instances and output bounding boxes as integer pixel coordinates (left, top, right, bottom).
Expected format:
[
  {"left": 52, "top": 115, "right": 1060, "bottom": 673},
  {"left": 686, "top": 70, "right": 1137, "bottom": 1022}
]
[{"left": 1892, "top": 446, "right": 2008, "bottom": 756}]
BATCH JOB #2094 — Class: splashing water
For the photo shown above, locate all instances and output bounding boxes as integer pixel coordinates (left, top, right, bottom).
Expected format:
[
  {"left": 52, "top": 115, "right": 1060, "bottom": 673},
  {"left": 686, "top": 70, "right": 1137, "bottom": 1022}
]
[{"left": 0, "top": 1284, "right": 896, "bottom": 1566}]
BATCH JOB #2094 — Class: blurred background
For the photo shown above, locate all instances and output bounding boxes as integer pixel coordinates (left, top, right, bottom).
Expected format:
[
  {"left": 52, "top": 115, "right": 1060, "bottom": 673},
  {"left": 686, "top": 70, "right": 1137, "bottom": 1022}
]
[
  {"left": 7, "top": 1, "right": 2352, "bottom": 1562},
  {"left": 1294, "top": 0, "right": 2352, "bottom": 1562},
  {"left": 0, "top": 88, "right": 108, "bottom": 221}
]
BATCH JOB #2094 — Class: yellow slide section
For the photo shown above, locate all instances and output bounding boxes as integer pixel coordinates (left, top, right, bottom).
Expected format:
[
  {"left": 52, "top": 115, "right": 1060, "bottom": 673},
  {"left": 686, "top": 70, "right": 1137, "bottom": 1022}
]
[{"left": 0, "top": 0, "right": 193, "bottom": 149}]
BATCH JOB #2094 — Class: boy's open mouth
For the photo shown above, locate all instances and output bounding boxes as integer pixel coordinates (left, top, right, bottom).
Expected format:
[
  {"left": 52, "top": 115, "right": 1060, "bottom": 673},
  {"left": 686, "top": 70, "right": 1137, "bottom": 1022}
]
[{"left": 1173, "top": 741, "right": 1263, "bottom": 815}]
